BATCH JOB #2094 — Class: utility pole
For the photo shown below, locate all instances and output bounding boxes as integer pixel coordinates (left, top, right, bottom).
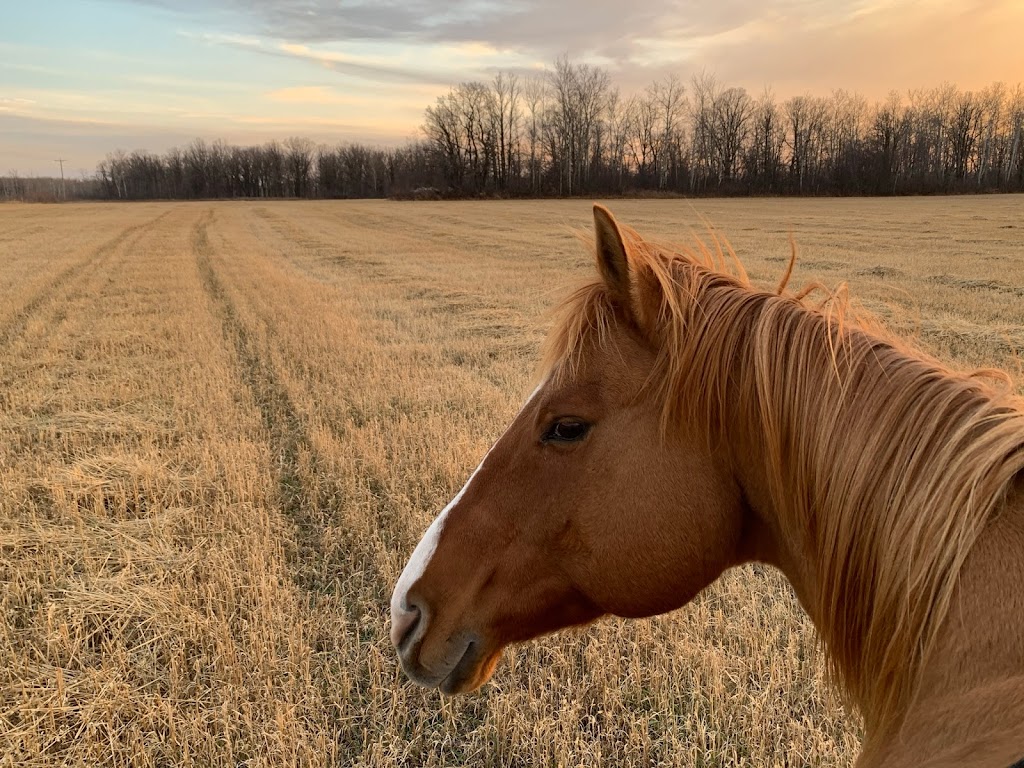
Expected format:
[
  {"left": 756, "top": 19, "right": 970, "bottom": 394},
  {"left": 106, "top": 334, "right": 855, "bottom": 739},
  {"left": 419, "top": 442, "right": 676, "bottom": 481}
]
[{"left": 54, "top": 157, "right": 66, "bottom": 201}]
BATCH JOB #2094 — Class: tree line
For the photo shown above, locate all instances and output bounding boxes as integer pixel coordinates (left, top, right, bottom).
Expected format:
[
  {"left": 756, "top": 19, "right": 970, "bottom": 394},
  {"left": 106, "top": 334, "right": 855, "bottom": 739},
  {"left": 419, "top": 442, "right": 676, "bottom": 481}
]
[
  {"left": 5, "top": 59, "right": 1023, "bottom": 202},
  {"left": 0, "top": 174, "right": 101, "bottom": 203}
]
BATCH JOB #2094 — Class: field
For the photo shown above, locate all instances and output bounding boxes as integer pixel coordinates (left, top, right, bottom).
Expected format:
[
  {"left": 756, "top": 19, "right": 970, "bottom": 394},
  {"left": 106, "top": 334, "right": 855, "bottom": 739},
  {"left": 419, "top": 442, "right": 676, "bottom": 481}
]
[{"left": 0, "top": 197, "right": 1021, "bottom": 767}]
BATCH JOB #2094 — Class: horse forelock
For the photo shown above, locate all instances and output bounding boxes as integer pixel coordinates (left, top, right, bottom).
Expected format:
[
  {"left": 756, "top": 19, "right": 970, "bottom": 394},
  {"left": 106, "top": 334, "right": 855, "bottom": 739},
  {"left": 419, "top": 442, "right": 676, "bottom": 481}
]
[{"left": 543, "top": 225, "right": 1024, "bottom": 733}]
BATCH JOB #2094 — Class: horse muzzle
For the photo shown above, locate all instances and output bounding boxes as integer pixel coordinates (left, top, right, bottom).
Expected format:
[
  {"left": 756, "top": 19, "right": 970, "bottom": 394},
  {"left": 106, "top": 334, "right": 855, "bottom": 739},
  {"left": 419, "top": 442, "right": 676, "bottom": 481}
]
[{"left": 397, "top": 629, "right": 484, "bottom": 694}]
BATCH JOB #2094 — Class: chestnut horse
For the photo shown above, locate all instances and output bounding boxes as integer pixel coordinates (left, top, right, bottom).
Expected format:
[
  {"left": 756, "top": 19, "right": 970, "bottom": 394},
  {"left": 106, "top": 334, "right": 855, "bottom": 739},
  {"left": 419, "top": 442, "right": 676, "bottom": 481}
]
[{"left": 391, "top": 206, "right": 1024, "bottom": 767}]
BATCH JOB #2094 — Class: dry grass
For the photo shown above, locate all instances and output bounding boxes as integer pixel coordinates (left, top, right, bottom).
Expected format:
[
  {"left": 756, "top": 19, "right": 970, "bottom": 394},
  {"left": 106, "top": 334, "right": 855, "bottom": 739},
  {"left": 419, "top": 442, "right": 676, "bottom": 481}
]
[{"left": 0, "top": 196, "right": 1021, "bottom": 766}]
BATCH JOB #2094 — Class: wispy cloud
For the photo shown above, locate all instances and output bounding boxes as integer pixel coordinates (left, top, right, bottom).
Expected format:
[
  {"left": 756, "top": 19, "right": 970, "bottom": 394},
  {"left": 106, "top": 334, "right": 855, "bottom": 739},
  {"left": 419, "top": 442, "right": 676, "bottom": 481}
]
[
  {"left": 0, "top": 97, "right": 37, "bottom": 111},
  {"left": 276, "top": 41, "right": 449, "bottom": 85},
  {"left": 184, "top": 30, "right": 538, "bottom": 86}
]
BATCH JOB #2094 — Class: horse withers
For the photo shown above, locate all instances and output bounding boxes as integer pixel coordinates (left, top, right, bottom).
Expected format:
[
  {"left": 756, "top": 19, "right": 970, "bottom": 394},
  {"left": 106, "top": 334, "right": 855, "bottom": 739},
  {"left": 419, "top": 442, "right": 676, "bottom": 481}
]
[{"left": 390, "top": 205, "right": 1024, "bottom": 767}]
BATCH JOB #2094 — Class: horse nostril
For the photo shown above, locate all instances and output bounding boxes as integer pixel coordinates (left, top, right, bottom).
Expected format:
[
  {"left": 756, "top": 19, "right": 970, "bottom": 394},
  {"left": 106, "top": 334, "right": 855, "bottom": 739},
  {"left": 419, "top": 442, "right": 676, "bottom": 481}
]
[{"left": 391, "top": 600, "right": 423, "bottom": 650}]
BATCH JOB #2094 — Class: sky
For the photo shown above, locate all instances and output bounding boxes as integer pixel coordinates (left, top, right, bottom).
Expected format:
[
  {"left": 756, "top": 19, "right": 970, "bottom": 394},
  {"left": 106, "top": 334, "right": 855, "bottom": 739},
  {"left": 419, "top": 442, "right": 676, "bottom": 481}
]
[{"left": 2, "top": 0, "right": 1022, "bottom": 177}]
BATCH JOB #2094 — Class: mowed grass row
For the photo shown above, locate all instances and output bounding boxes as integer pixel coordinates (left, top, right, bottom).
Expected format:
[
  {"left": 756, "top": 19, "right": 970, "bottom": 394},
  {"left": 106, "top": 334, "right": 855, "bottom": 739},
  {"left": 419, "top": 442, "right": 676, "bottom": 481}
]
[
  {"left": 0, "top": 197, "right": 1021, "bottom": 766},
  {"left": 0, "top": 204, "right": 326, "bottom": 765}
]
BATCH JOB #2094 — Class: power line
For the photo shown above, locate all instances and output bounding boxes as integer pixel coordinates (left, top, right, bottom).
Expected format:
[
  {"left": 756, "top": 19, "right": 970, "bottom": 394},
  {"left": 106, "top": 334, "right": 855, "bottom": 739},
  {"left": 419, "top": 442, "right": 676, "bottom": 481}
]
[{"left": 54, "top": 157, "right": 66, "bottom": 201}]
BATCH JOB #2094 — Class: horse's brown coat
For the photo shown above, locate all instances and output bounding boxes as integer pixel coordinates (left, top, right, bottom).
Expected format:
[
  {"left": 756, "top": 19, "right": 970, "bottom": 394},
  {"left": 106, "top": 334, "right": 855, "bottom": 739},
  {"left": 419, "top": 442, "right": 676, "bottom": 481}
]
[{"left": 391, "top": 206, "right": 1024, "bottom": 766}]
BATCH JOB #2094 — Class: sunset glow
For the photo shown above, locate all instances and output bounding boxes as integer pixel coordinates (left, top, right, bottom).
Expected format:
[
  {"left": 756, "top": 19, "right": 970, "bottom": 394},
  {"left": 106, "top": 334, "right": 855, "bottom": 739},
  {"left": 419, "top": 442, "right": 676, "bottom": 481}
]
[{"left": 2, "top": 0, "right": 1022, "bottom": 176}]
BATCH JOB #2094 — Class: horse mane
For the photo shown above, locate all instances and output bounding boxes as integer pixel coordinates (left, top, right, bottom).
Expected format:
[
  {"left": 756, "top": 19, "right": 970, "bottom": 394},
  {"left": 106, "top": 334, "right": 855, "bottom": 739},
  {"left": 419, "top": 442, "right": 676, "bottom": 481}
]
[{"left": 543, "top": 224, "right": 1024, "bottom": 733}]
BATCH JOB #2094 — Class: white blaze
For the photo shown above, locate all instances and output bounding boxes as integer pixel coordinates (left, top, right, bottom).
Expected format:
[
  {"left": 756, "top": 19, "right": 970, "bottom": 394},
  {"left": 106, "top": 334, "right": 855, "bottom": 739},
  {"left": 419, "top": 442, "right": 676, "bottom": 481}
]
[
  {"left": 389, "top": 381, "right": 546, "bottom": 644},
  {"left": 389, "top": 455, "right": 487, "bottom": 628}
]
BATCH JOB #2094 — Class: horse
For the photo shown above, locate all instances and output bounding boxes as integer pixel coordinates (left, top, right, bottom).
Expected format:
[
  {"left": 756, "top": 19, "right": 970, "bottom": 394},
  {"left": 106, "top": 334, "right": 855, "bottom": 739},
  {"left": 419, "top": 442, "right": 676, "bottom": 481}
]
[{"left": 390, "top": 205, "right": 1024, "bottom": 767}]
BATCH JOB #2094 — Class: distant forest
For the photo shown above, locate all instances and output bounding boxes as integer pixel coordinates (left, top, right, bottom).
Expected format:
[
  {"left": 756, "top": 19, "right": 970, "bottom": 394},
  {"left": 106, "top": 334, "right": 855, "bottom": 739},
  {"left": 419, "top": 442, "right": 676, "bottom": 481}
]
[{"left": 4, "top": 59, "right": 1024, "bottom": 202}]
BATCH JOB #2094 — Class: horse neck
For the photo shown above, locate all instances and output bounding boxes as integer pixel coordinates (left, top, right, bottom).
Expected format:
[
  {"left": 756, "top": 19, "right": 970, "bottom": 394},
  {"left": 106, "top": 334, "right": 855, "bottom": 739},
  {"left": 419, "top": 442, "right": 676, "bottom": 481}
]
[
  {"left": 856, "top": 482, "right": 1024, "bottom": 763},
  {"left": 702, "top": 289, "right": 1024, "bottom": 734}
]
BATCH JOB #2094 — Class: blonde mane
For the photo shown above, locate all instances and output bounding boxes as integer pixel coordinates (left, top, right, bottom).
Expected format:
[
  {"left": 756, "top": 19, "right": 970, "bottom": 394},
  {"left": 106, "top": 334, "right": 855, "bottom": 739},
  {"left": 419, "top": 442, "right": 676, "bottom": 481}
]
[{"left": 543, "top": 225, "right": 1024, "bottom": 733}]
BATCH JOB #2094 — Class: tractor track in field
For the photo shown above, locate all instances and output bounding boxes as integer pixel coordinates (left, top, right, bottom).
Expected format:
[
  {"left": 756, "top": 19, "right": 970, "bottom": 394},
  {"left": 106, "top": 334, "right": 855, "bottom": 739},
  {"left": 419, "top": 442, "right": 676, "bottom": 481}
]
[
  {"left": 192, "top": 208, "right": 326, "bottom": 593},
  {"left": 245, "top": 205, "right": 524, "bottom": 315},
  {"left": 0, "top": 210, "right": 172, "bottom": 349}
]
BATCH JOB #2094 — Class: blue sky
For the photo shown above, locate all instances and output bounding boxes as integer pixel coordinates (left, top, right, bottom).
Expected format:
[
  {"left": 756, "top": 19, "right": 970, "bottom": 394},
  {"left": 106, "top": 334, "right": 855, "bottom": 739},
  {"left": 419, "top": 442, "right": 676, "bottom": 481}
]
[{"left": 2, "top": 0, "right": 1022, "bottom": 176}]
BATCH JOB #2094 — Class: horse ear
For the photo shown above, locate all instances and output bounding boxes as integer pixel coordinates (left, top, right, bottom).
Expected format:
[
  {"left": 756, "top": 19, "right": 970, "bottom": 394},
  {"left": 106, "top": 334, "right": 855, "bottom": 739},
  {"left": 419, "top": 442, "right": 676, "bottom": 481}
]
[
  {"left": 593, "top": 204, "right": 631, "bottom": 301},
  {"left": 593, "top": 204, "right": 659, "bottom": 335}
]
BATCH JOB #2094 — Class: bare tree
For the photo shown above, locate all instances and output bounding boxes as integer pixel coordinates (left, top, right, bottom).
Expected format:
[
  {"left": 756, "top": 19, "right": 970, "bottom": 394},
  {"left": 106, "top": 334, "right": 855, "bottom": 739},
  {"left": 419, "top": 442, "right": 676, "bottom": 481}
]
[
  {"left": 785, "top": 95, "right": 828, "bottom": 192},
  {"left": 522, "top": 75, "right": 546, "bottom": 194},
  {"left": 546, "top": 55, "right": 611, "bottom": 194},
  {"left": 948, "top": 89, "right": 984, "bottom": 182},
  {"left": 868, "top": 91, "right": 909, "bottom": 194},
  {"left": 604, "top": 88, "right": 633, "bottom": 192},
  {"left": 458, "top": 82, "right": 496, "bottom": 192},
  {"left": 1003, "top": 85, "right": 1024, "bottom": 188},
  {"left": 424, "top": 89, "right": 466, "bottom": 191},
  {"left": 285, "top": 136, "right": 315, "bottom": 197},
  {"left": 491, "top": 72, "right": 521, "bottom": 192},
  {"left": 824, "top": 89, "right": 868, "bottom": 190},
  {"left": 650, "top": 75, "right": 687, "bottom": 188},
  {"left": 712, "top": 87, "right": 753, "bottom": 184},
  {"left": 745, "top": 89, "right": 785, "bottom": 191},
  {"left": 628, "top": 91, "right": 658, "bottom": 184},
  {"left": 688, "top": 70, "right": 718, "bottom": 192}
]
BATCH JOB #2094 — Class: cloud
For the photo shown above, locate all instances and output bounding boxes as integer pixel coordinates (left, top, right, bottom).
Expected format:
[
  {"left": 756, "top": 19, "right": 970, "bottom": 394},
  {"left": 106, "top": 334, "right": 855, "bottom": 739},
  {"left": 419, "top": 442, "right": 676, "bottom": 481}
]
[
  {"left": 278, "top": 41, "right": 450, "bottom": 84},
  {"left": 116, "top": 1, "right": 879, "bottom": 59},
  {"left": 184, "top": 30, "right": 542, "bottom": 88},
  {"left": 184, "top": 31, "right": 452, "bottom": 85},
  {"left": 0, "top": 97, "right": 37, "bottom": 112},
  {"left": 120, "top": 0, "right": 1021, "bottom": 97}
]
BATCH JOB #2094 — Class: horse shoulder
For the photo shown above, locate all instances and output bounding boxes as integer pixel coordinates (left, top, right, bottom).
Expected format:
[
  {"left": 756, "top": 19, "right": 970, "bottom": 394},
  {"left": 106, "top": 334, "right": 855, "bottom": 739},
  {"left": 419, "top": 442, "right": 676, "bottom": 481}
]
[{"left": 863, "top": 479, "right": 1024, "bottom": 767}]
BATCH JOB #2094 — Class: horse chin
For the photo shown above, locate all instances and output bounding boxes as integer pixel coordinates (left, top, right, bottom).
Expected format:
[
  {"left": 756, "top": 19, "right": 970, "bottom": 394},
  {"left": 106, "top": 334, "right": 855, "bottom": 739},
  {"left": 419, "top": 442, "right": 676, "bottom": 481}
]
[{"left": 439, "top": 644, "right": 503, "bottom": 695}]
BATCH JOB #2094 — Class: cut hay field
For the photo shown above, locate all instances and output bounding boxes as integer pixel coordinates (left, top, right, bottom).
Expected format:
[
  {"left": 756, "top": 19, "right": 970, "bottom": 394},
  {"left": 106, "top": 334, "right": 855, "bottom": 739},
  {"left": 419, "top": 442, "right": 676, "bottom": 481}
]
[{"left": 0, "top": 197, "right": 1021, "bottom": 767}]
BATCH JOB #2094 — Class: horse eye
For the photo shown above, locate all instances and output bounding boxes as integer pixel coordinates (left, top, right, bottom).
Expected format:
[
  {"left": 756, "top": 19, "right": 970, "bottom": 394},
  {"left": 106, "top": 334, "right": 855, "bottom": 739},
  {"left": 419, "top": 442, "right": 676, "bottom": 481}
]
[{"left": 543, "top": 419, "right": 590, "bottom": 443}]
